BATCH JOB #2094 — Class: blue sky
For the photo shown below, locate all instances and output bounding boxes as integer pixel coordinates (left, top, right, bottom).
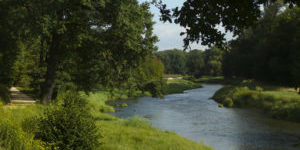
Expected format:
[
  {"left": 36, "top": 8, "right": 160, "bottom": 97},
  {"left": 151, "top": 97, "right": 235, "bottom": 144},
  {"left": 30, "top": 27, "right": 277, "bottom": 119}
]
[{"left": 138, "top": 0, "right": 233, "bottom": 51}]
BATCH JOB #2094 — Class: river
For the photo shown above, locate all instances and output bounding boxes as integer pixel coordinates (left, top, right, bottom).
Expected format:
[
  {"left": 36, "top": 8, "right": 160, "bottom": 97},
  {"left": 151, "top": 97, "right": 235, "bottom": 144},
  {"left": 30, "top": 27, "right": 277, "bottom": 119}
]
[{"left": 110, "top": 84, "right": 300, "bottom": 150}]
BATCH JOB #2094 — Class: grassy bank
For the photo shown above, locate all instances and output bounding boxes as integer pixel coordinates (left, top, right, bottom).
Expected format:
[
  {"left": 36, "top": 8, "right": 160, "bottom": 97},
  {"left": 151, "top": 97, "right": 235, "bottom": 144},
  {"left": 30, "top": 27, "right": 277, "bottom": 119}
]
[
  {"left": 166, "top": 79, "right": 203, "bottom": 94},
  {"left": 194, "top": 76, "right": 224, "bottom": 83},
  {"left": 99, "top": 117, "right": 211, "bottom": 150},
  {"left": 212, "top": 80, "right": 300, "bottom": 122},
  {"left": 0, "top": 91, "right": 211, "bottom": 150}
]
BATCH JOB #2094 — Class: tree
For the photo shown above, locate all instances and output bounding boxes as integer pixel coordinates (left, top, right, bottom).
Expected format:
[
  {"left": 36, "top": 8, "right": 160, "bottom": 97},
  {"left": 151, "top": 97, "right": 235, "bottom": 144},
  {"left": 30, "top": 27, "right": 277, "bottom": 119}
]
[
  {"left": 0, "top": 0, "right": 25, "bottom": 87},
  {"left": 156, "top": 49, "right": 187, "bottom": 74},
  {"left": 203, "top": 47, "right": 223, "bottom": 76},
  {"left": 134, "top": 55, "right": 166, "bottom": 97},
  {"left": 9, "top": 0, "right": 157, "bottom": 104},
  {"left": 223, "top": 5, "right": 300, "bottom": 88},
  {"left": 14, "top": 0, "right": 110, "bottom": 104},
  {"left": 154, "top": 0, "right": 300, "bottom": 48},
  {"left": 186, "top": 50, "right": 205, "bottom": 78}
]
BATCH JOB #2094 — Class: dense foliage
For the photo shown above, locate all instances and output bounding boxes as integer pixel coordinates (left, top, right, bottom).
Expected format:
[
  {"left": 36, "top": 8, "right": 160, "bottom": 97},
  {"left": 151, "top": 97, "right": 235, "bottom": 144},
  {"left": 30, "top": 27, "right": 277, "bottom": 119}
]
[
  {"left": 0, "top": 84, "right": 10, "bottom": 104},
  {"left": 156, "top": 47, "right": 223, "bottom": 77},
  {"left": 223, "top": 5, "right": 300, "bottom": 88},
  {"left": 0, "top": 0, "right": 165, "bottom": 103},
  {"left": 0, "top": 0, "right": 22, "bottom": 87}
]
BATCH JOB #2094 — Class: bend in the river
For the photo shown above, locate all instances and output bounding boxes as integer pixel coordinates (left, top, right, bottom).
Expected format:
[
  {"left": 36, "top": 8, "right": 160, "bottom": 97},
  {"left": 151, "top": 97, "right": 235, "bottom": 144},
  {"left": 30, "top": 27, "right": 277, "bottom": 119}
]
[{"left": 110, "top": 84, "right": 300, "bottom": 150}]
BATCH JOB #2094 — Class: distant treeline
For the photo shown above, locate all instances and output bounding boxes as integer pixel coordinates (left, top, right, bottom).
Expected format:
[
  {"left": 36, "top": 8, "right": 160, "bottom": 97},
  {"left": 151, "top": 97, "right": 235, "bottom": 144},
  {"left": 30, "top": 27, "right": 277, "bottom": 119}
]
[{"left": 156, "top": 47, "right": 223, "bottom": 78}]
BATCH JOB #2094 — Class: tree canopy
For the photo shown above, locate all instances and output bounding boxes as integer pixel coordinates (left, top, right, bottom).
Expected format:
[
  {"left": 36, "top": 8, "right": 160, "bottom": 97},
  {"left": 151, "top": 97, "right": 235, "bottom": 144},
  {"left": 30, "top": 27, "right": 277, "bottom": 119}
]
[
  {"left": 223, "top": 4, "right": 300, "bottom": 87},
  {"left": 154, "top": 0, "right": 300, "bottom": 48}
]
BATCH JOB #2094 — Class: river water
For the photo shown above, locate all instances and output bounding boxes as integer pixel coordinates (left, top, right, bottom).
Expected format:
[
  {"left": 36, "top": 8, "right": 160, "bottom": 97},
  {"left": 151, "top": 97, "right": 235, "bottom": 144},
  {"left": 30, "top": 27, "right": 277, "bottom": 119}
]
[{"left": 110, "top": 84, "right": 300, "bottom": 150}]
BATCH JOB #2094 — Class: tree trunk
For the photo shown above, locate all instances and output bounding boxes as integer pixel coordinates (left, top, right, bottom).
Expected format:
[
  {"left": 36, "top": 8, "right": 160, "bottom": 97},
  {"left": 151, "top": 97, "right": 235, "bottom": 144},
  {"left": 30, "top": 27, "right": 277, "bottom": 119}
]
[{"left": 41, "top": 33, "right": 60, "bottom": 104}]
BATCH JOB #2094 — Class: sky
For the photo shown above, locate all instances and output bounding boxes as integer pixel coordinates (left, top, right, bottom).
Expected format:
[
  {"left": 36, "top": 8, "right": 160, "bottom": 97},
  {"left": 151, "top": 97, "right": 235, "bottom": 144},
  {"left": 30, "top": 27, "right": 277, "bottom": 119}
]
[{"left": 138, "top": 0, "right": 233, "bottom": 51}]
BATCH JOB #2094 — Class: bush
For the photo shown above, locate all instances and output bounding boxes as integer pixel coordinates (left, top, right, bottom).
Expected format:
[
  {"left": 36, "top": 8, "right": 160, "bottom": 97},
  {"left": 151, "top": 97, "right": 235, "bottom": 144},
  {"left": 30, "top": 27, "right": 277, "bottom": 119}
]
[
  {"left": 0, "top": 84, "right": 10, "bottom": 104},
  {"left": 35, "top": 91, "right": 101, "bottom": 150},
  {"left": 223, "top": 97, "right": 233, "bottom": 107},
  {"left": 212, "top": 85, "right": 237, "bottom": 103},
  {"left": 81, "top": 92, "right": 115, "bottom": 114},
  {"left": 144, "top": 79, "right": 167, "bottom": 98}
]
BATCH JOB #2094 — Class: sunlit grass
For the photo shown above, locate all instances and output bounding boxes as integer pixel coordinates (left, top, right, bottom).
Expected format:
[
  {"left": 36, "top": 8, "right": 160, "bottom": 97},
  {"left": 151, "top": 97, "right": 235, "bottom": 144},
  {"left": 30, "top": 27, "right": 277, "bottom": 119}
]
[
  {"left": 195, "top": 76, "right": 224, "bottom": 83},
  {"left": 98, "top": 117, "right": 212, "bottom": 150},
  {"left": 0, "top": 105, "right": 45, "bottom": 150}
]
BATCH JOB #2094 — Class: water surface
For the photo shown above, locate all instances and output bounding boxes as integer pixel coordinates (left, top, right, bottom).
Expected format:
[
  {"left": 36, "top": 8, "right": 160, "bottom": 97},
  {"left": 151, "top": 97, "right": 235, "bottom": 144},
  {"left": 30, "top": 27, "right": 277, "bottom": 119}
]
[{"left": 110, "top": 84, "right": 300, "bottom": 150}]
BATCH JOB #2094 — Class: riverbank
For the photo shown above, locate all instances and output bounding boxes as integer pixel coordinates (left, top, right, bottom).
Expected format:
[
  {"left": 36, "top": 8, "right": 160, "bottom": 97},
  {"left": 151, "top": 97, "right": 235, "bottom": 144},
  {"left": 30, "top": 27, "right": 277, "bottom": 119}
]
[
  {"left": 86, "top": 91, "right": 212, "bottom": 150},
  {"left": 166, "top": 79, "right": 203, "bottom": 94},
  {"left": 212, "top": 79, "right": 300, "bottom": 122},
  {"left": 0, "top": 90, "right": 212, "bottom": 150}
]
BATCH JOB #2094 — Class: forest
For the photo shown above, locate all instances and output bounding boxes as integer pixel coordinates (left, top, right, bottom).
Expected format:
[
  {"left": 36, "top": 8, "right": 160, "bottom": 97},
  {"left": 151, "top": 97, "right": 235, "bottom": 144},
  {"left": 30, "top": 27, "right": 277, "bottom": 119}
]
[
  {"left": 0, "top": 0, "right": 300, "bottom": 150},
  {"left": 156, "top": 47, "right": 223, "bottom": 77}
]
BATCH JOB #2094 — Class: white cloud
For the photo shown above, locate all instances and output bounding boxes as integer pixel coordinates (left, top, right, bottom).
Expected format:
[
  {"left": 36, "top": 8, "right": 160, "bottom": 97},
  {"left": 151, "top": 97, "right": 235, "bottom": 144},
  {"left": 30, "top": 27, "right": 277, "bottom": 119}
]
[
  {"left": 139, "top": 0, "right": 234, "bottom": 51},
  {"left": 154, "top": 22, "right": 208, "bottom": 51}
]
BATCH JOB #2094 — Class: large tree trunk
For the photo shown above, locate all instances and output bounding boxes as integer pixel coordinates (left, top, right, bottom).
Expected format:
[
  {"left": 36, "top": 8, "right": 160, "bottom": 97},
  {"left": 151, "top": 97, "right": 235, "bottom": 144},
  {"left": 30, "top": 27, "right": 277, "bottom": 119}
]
[{"left": 41, "top": 33, "right": 60, "bottom": 104}]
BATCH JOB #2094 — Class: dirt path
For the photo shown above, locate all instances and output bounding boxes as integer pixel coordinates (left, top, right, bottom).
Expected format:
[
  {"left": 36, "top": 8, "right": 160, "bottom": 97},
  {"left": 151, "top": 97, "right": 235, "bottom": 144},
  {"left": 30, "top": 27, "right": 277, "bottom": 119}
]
[{"left": 9, "top": 87, "right": 36, "bottom": 105}]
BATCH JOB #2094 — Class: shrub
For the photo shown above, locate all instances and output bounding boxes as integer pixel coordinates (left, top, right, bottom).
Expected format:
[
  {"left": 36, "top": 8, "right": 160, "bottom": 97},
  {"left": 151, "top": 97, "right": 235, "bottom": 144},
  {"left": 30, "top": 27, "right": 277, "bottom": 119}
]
[
  {"left": 144, "top": 79, "right": 167, "bottom": 98},
  {"left": 81, "top": 92, "right": 115, "bottom": 114},
  {"left": 35, "top": 91, "right": 101, "bottom": 150},
  {"left": 212, "top": 85, "right": 237, "bottom": 103},
  {"left": 223, "top": 97, "right": 233, "bottom": 107}
]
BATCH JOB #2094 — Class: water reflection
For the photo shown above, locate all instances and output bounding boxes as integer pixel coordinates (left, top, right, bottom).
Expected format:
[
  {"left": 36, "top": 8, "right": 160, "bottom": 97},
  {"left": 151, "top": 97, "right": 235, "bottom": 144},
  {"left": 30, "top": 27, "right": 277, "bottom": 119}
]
[{"left": 110, "top": 84, "right": 300, "bottom": 150}]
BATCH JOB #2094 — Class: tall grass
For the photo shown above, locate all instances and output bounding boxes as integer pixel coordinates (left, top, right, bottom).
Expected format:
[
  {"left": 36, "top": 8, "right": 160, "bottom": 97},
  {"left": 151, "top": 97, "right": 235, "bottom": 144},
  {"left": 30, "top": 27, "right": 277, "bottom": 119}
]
[{"left": 0, "top": 105, "right": 45, "bottom": 149}]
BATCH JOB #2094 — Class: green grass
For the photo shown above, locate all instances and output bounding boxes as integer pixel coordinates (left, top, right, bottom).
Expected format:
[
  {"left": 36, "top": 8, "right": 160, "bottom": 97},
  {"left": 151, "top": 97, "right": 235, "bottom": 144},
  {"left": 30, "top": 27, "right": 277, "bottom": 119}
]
[
  {"left": 213, "top": 80, "right": 300, "bottom": 122},
  {"left": 0, "top": 90, "right": 211, "bottom": 150},
  {"left": 166, "top": 79, "right": 203, "bottom": 94},
  {"left": 99, "top": 117, "right": 212, "bottom": 150}
]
